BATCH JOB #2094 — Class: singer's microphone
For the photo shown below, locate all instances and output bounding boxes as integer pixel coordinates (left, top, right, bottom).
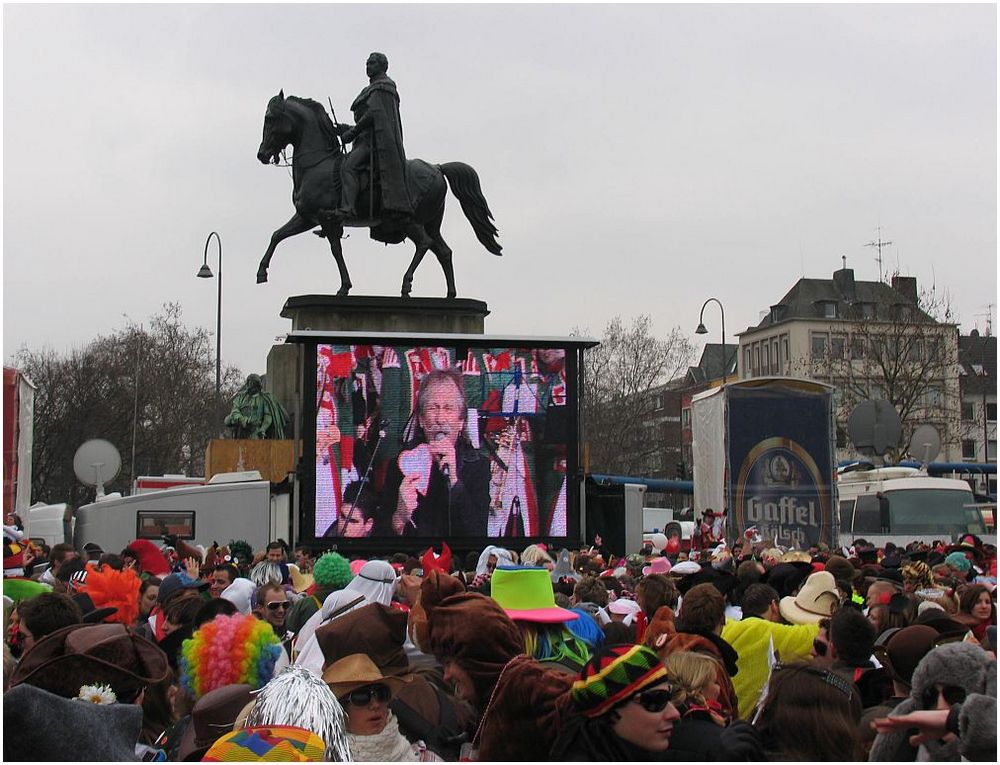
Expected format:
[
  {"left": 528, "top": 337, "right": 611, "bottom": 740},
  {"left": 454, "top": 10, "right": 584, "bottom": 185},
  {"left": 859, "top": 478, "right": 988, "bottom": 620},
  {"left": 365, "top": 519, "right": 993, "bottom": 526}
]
[
  {"left": 434, "top": 432, "right": 451, "bottom": 481},
  {"left": 378, "top": 417, "right": 389, "bottom": 438}
]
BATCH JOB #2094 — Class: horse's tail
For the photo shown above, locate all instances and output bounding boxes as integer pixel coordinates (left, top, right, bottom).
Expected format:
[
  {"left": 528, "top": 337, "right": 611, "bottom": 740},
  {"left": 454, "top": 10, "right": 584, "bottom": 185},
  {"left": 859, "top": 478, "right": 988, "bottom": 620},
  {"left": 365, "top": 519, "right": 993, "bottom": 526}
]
[{"left": 438, "top": 162, "right": 503, "bottom": 256}]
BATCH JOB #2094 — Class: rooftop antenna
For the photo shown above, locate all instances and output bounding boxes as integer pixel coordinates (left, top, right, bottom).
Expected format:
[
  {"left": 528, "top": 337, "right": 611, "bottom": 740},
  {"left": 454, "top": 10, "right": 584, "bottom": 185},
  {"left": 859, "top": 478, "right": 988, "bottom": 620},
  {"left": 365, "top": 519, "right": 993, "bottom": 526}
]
[
  {"left": 976, "top": 304, "right": 994, "bottom": 336},
  {"left": 841, "top": 255, "right": 847, "bottom": 270},
  {"left": 864, "top": 225, "right": 892, "bottom": 283}
]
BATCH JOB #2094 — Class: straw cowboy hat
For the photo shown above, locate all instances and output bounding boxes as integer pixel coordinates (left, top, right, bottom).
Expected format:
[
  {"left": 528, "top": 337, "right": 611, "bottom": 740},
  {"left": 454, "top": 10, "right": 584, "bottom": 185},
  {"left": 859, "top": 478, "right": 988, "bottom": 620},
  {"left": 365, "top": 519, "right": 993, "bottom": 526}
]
[
  {"left": 321, "top": 653, "right": 412, "bottom": 700},
  {"left": 778, "top": 570, "right": 841, "bottom": 625}
]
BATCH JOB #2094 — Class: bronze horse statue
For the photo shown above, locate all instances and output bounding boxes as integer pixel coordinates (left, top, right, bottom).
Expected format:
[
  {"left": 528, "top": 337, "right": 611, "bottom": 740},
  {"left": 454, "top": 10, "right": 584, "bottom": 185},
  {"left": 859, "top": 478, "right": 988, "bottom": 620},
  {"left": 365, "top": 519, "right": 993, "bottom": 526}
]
[{"left": 256, "top": 92, "right": 502, "bottom": 296}]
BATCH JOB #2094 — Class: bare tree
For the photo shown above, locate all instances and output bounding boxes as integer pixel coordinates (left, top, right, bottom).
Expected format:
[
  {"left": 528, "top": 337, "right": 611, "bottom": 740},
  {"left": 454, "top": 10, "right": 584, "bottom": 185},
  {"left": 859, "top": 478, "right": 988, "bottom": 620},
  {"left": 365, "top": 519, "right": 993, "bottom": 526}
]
[
  {"left": 802, "top": 285, "right": 960, "bottom": 462},
  {"left": 11, "top": 303, "right": 243, "bottom": 505},
  {"left": 580, "top": 315, "right": 694, "bottom": 475}
]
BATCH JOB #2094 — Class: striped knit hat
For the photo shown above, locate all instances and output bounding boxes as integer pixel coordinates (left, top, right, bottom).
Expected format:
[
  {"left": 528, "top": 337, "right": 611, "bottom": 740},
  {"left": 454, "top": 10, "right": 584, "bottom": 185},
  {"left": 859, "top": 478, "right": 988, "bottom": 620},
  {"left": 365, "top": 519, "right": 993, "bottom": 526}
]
[{"left": 570, "top": 643, "right": 668, "bottom": 718}]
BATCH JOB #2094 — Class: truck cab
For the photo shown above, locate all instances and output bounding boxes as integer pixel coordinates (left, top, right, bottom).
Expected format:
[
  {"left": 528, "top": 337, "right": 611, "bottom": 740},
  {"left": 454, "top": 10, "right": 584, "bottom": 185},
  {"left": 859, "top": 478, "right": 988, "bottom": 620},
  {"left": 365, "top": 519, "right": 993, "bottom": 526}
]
[{"left": 836, "top": 463, "right": 991, "bottom": 546}]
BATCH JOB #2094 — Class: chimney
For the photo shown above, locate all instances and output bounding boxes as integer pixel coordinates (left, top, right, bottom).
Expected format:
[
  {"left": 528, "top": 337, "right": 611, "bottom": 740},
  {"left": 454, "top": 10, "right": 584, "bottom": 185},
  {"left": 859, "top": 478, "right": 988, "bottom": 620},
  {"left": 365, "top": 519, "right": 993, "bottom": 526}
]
[
  {"left": 833, "top": 267, "right": 856, "bottom": 301},
  {"left": 891, "top": 275, "right": 918, "bottom": 303}
]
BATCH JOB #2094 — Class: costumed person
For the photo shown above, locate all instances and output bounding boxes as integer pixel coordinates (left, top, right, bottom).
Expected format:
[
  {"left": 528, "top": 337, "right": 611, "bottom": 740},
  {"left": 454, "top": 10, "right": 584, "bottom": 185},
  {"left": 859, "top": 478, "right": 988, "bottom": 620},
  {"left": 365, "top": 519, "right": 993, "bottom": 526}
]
[
  {"left": 869, "top": 641, "right": 997, "bottom": 762},
  {"left": 324, "top": 653, "right": 442, "bottom": 761},
  {"left": 414, "top": 570, "right": 573, "bottom": 760},
  {"left": 173, "top": 683, "right": 257, "bottom": 761},
  {"left": 179, "top": 613, "right": 282, "bottom": 701},
  {"left": 294, "top": 559, "right": 398, "bottom": 674},
  {"left": 696, "top": 508, "right": 725, "bottom": 550},
  {"left": 331, "top": 51, "right": 413, "bottom": 221},
  {"left": 286, "top": 551, "right": 354, "bottom": 637},
  {"left": 315, "top": 601, "right": 475, "bottom": 760},
  {"left": 469, "top": 545, "right": 513, "bottom": 591},
  {"left": 549, "top": 644, "right": 682, "bottom": 759},
  {"left": 202, "top": 726, "right": 328, "bottom": 762},
  {"left": 243, "top": 665, "right": 352, "bottom": 762},
  {"left": 753, "top": 662, "right": 864, "bottom": 760},
  {"left": 489, "top": 566, "right": 594, "bottom": 673},
  {"left": 225, "top": 373, "right": 289, "bottom": 439}
]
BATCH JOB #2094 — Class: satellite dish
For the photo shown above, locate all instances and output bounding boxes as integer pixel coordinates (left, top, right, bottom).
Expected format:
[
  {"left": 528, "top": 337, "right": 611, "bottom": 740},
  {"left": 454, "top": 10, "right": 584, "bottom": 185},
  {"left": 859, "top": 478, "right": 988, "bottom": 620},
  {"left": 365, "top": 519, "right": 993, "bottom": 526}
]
[
  {"left": 847, "top": 400, "right": 902, "bottom": 457},
  {"left": 908, "top": 424, "right": 942, "bottom": 465},
  {"left": 73, "top": 439, "right": 122, "bottom": 499}
]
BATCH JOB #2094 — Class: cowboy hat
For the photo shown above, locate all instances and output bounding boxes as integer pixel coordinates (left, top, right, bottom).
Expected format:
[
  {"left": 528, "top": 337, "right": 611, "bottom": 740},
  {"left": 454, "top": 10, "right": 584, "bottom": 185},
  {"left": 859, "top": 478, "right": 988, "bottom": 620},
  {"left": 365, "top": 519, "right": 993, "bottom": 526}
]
[
  {"left": 779, "top": 570, "right": 841, "bottom": 625},
  {"left": 781, "top": 549, "right": 812, "bottom": 564},
  {"left": 321, "top": 653, "right": 412, "bottom": 700},
  {"left": 642, "top": 557, "right": 672, "bottom": 577},
  {"left": 491, "top": 566, "right": 579, "bottom": 623},
  {"left": 175, "top": 683, "right": 255, "bottom": 761}
]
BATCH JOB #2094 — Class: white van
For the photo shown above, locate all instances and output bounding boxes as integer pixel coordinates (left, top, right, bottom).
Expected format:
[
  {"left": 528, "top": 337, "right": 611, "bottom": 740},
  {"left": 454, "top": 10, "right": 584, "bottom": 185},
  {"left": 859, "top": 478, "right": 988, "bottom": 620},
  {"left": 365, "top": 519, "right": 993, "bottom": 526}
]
[
  {"left": 73, "top": 473, "right": 286, "bottom": 554},
  {"left": 836, "top": 464, "right": 991, "bottom": 546},
  {"left": 27, "top": 502, "right": 73, "bottom": 547}
]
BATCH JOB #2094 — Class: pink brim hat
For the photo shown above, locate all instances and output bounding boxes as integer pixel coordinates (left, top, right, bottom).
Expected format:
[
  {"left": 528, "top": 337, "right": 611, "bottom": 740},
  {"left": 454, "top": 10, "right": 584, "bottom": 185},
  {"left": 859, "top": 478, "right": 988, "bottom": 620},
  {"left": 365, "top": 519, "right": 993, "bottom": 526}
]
[{"left": 502, "top": 607, "right": 579, "bottom": 623}]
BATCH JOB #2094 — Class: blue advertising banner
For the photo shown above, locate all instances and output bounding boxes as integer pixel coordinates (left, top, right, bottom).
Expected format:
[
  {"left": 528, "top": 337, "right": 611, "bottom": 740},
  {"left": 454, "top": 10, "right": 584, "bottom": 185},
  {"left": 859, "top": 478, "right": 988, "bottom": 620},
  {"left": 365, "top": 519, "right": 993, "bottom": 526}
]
[{"left": 727, "top": 380, "right": 834, "bottom": 548}]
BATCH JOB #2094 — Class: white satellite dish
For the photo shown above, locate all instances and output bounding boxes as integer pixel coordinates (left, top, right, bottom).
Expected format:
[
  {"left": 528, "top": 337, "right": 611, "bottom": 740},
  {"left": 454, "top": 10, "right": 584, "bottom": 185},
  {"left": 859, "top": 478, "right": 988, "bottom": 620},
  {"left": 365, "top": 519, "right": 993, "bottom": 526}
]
[
  {"left": 73, "top": 439, "right": 122, "bottom": 499},
  {"left": 908, "top": 424, "right": 942, "bottom": 467}
]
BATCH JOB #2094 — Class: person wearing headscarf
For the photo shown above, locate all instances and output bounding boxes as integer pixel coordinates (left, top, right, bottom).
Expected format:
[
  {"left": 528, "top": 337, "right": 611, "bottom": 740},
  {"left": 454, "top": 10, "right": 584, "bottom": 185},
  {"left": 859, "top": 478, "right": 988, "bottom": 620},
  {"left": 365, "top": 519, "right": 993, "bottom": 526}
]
[
  {"left": 285, "top": 552, "right": 353, "bottom": 637},
  {"left": 469, "top": 546, "right": 513, "bottom": 590}
]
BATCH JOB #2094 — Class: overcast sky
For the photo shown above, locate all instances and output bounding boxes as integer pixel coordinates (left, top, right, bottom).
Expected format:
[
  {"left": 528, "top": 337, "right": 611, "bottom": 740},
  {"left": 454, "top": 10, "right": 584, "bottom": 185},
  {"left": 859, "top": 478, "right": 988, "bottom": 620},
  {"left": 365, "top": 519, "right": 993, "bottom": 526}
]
[{"left": 4, "top": 4, "right": 996, "bottom": 376}]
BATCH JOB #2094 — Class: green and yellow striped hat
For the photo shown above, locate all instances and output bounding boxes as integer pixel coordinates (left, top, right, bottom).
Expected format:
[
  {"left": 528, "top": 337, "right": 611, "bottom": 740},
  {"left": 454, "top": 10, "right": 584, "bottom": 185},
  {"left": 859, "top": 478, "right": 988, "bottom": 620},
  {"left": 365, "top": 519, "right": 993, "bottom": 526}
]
[{"left": 570, "top": 643, "right": 668, "bottom": 718}]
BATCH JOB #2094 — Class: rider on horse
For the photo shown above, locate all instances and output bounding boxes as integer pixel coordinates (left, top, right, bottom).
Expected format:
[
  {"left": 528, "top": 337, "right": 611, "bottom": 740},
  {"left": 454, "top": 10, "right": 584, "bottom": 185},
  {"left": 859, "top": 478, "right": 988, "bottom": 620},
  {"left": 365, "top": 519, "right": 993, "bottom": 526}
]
[{"left": 331, "top": 52, "right": 413, "bottom": 221}]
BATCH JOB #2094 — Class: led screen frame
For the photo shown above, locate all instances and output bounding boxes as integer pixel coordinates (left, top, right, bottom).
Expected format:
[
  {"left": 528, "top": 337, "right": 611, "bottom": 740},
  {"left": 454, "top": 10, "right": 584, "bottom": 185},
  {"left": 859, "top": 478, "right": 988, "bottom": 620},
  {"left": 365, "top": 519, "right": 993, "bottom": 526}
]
[{"left": 294, "top": 333, "right": 588, "bottom": 553}]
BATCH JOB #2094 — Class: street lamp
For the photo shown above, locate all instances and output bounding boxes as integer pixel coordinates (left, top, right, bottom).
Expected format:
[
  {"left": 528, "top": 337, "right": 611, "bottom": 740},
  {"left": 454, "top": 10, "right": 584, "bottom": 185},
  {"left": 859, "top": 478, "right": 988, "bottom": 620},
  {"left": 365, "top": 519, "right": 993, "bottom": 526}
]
[
  {"left": 696, "top": 297, "right": 728, "bottom": 386},
  {"left": 197, "top": 232, "right": 222, "bottom": 404}
]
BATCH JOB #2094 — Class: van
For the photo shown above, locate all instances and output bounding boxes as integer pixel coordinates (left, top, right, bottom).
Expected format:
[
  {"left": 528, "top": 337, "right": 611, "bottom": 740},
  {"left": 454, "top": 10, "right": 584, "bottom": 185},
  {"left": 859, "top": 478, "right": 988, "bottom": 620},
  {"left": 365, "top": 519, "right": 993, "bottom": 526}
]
[{"left": 836, "top": 464, "right": 991, "bottom": 546}]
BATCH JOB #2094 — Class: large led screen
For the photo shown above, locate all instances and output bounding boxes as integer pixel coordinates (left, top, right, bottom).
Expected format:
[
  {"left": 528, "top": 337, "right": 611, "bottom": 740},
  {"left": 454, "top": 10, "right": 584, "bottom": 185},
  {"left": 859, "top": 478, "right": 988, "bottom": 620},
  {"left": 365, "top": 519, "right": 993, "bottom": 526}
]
[{"left": 313, "top": 343, "right": 575, "bottom": 541}]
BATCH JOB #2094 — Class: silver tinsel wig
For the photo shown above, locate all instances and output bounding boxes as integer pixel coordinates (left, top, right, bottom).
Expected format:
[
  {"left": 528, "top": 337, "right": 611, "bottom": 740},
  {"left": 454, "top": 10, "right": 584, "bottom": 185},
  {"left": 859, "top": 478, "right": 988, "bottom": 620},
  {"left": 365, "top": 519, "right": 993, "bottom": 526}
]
[{"left": 245, "top": 664, "right": 352, "bottom": 761}]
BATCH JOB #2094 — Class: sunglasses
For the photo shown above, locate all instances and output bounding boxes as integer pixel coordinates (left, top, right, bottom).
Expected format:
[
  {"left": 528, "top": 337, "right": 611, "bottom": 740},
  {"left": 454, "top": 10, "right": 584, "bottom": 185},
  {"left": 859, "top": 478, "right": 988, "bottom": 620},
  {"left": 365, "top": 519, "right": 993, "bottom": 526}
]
[
  {"left": 265, "top": 601, "right": 290, "bottom": 612},
  {"left": 342, "top": 684, "right": 391, "bottom": 706},
  {"left": 812, "top": 638, "right": 828, "bottom": 657},
  {"left": 921, "top": 684, "right": 966, "bottom": 710},
  {"left": 632, "top": 687, "right": 677, "bottom": 713}
]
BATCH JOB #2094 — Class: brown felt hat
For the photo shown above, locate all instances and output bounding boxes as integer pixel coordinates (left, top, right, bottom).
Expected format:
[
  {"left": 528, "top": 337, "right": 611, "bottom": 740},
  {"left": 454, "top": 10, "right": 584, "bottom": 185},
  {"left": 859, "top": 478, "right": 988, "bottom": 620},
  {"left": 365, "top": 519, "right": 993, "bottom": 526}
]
[
  {"left": 10, "top": 622, "right": 169, "bottom": 701},
  {"left": 176, "top": 683, "right": 255, "bottom": 761},
  {"left": 824, "top": 555, "right": 861, "bottom": 582},
  {"left": 873, "top": 625, "right": 938, "bottom": 687},
  {"left": 317, "top": 602, "right": 409, "bottom": 672}
]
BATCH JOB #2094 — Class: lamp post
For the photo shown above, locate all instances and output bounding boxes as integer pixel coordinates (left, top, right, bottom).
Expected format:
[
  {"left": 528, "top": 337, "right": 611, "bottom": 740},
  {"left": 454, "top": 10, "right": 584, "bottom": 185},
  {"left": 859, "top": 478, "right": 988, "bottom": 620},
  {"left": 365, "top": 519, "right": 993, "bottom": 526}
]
[
  {"left": 695, "top": 297, "right": 728, "bottom": 387},
  {"left": 197, "top": 232, "right": 223, "bottom": 405}
]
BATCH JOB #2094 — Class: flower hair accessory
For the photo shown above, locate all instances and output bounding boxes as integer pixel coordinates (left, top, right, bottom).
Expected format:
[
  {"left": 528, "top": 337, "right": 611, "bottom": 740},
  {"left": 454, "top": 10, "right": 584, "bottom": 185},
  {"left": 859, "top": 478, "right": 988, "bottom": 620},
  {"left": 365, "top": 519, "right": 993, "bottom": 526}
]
[{"left": 76, "top": 683, "right": 117, "bottom": 705}]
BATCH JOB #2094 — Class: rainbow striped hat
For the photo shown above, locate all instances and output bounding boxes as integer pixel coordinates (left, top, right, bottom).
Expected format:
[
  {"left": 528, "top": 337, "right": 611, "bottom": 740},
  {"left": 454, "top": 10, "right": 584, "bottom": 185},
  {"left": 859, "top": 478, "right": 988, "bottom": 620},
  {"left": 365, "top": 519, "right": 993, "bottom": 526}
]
[{"left": 570, "top": 643, "right": 668, "bottom": 718}]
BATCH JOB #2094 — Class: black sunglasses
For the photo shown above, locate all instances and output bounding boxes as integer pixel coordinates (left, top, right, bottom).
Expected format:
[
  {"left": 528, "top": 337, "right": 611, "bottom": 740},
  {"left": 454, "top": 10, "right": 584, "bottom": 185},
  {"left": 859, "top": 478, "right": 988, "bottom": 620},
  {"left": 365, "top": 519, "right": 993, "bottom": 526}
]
[
  {"left": 921, "top": 684, "right": 966, "bottom": 710},
  {"left": 812, "top": 638, "right": 828, "bottom": 657},
  {"left": 633, "top": 687, "right": 676, "bottom": 713},
  {"left": 342, "top": 684, "right": 391, "bottom": 706},
  {"left": 265, "top": 601, "right": 290, "bottom": 612}
]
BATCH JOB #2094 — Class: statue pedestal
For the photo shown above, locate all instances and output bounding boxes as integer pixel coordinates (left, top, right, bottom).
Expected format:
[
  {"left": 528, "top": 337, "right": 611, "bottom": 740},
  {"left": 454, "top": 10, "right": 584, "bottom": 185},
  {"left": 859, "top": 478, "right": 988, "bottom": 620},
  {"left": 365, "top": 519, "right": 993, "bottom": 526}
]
[
  {"left": 205, "top": 439, "right": 296, "bottom": 483},
  {"left": 279, "top": 294, "right": 490, "bottom": 334}
]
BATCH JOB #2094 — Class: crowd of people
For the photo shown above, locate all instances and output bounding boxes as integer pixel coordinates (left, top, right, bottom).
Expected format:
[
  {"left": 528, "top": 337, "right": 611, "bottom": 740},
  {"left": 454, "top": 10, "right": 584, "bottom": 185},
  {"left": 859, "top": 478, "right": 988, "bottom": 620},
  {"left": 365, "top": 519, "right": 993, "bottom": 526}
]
[{"left": 2, "top": 521, "right": 997, "bottom": 762}]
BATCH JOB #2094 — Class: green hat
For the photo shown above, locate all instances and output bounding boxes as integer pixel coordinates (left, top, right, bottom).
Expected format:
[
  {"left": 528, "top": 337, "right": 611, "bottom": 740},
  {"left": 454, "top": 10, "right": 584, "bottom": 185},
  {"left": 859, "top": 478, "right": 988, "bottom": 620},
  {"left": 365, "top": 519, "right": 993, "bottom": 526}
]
[
  {"left": 490, "top": 566, "right": 579, "bottom": 623},
  {"left": 3, "top": 577, "right": 52, "bottom": 604},
  {"left": 313, "top": 552, "right": 353, "bottom": 590}
]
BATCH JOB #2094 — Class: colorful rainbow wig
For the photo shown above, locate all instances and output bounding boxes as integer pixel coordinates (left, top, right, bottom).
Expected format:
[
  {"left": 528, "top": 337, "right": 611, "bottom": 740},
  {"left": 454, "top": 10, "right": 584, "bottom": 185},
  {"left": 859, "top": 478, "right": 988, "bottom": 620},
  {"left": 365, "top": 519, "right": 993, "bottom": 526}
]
[
  {"left": 78, "top": 565, "right": 141, "bottom": 626},
  {"left": 179, "top": 613, "right": 282, "bottom": 699}
]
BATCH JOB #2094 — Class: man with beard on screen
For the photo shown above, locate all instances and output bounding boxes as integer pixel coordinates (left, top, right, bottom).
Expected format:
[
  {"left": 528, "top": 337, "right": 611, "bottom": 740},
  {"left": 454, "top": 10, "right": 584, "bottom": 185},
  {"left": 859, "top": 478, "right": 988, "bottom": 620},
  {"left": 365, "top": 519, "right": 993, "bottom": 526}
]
[{"left": 379, "top": 369, "right": 490, "bottom": 537}]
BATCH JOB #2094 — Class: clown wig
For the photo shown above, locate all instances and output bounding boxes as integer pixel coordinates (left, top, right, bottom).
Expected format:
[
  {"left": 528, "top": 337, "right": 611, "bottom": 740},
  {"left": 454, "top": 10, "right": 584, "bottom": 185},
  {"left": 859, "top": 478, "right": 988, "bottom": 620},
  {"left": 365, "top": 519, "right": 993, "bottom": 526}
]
[
  {"left": 77, "top": 565, "right": 141, "bottom": 626},
  {"left": 179, "top": 613, "right": 282, "bottom": 699}
]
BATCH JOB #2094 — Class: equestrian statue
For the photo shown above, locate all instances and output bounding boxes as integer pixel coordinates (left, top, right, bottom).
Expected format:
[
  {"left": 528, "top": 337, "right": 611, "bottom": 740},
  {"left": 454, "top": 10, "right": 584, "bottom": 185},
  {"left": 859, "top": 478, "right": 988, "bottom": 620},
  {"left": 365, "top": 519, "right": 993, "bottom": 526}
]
[{"left": 256, "top": 52, "right": 502, "bottom": 297}]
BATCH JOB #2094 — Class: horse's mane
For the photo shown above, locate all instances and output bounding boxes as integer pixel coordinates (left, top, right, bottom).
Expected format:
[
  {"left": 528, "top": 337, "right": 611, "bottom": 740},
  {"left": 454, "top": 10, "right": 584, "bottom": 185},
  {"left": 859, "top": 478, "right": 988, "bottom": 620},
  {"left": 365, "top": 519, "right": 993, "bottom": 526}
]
[{"left": 288, "top": 95, "right": 340, "bottom": 150}]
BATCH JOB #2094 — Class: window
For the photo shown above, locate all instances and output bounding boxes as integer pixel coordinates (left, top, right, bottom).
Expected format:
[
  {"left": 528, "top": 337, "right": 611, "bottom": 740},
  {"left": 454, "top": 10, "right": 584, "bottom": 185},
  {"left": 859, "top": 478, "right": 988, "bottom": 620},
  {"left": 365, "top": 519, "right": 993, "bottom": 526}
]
[
  {"left": 822, "top": 301, "right": 838, "bottom": 318},
  {"left": 836, "top": 426, "right": 848, "bottom": 449},
  {"left": 811, "top": 333, "right": 829, "bottom": 360},
  {"left": 753, "top": 345, "right": 761, "bottom": 377},
  {"left": 764, "top": 344, "right": 771, "bottom": 375},
  {"left": 830, "top": 335, "right": 846, "bottom": 360},
  {"left": 681, "top": 408, "right": 691, "bottom": 428},
  {"left": 860, "top": 303, "right": 875, "bottom": 319},
  {"left": 988, "top": 403, "right": 997, "bottom": 422},
  {"left": 850, "top": 335, "right": 865, "bottom": 360},
  {"left": 962, "top": 440, "right": 977, "bottom": 460},
  {"left": 989, "top": 440, "right": 997, "bottom": 460},
  {"left": 782, "top": 336, "right": 789, "bottom": 373},
  {"left": 962, "top": 402, "right": 975, "bottom": 421}
]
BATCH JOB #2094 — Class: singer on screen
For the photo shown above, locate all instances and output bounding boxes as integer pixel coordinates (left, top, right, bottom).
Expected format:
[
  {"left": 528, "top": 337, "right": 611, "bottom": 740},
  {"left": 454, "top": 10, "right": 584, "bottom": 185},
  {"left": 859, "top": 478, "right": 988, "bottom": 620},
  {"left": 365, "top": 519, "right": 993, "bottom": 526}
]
[{"left": 378, "top": 369, "right": 490, "bottom": 536}]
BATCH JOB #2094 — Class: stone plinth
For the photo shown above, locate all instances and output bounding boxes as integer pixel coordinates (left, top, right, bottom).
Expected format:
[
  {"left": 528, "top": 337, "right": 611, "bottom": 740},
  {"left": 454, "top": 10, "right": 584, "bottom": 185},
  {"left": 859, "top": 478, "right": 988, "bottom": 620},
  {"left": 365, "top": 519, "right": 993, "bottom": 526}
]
[{"left": 280, "top": 295, "right": 490, "bottom": 335}]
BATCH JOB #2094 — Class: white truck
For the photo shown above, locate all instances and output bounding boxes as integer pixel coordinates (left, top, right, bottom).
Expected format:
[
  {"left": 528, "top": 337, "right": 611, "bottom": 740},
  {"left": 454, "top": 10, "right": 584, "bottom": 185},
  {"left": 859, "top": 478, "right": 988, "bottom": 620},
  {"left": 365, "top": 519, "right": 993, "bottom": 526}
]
[
  {"left": 836, "top": 463, "right": 993, "bottom": 546},
  {"left": 72, "top": 472, "right": 290, "bottom": 554}
]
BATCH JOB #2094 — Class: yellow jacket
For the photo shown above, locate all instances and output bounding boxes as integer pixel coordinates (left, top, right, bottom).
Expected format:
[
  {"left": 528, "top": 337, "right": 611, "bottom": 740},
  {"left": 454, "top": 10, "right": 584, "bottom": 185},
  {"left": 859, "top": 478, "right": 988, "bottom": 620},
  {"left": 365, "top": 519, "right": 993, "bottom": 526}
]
[{"left": 721, "top": 616, "right": 819, "bottom": 719}]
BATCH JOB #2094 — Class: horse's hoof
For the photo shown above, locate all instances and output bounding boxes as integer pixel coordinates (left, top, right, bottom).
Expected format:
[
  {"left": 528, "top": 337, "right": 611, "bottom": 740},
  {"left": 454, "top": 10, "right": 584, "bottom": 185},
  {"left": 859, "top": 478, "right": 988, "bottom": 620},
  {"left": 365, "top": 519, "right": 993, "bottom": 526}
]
[
  {"left": 256, "top": 271, "right": 268, "bottom": 284},
  {"left": 400, "top": 290, "right": 411, "bottom": 298},
  {"left": 446, "top": 290, "right": 457, "bottom": 299},
  {"left": 337, "top": 287, "right": 351, "bottom": 296}
]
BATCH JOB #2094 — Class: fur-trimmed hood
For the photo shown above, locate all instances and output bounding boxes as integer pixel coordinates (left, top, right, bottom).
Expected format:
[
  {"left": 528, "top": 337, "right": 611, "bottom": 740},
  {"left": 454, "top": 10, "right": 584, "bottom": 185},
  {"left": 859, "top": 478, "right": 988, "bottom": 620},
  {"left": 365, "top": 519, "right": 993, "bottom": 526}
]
[{"left": 869, "top": 642, "right": 996, "bottom": 761}]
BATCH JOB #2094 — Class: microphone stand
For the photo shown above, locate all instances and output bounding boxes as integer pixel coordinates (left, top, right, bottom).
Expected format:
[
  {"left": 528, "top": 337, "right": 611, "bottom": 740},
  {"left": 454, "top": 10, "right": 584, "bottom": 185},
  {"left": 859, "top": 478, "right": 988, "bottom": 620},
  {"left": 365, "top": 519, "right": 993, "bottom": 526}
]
[{"left": 340, "top": 420, "right": 387, "bottom": 532}]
